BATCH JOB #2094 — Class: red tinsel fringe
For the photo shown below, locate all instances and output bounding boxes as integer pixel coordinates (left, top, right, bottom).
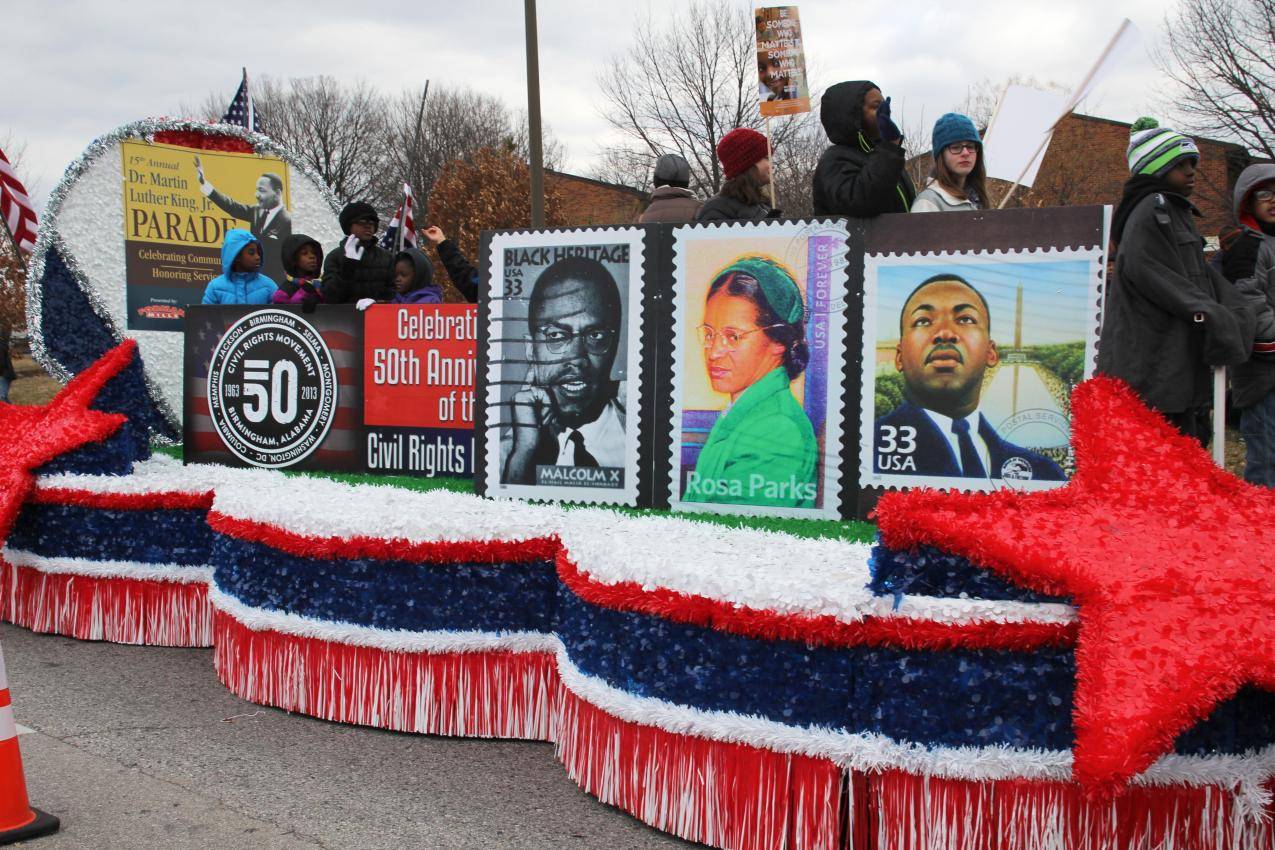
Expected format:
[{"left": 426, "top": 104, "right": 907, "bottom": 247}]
[
  {"left": 207, "top": 511, "right": 559, "bottom": 565},
  {"left": 212, "top": 611, "right": 556, "bottom": 739},
  {"left": 555, "top": 684, "right": 843, "bottom": 850},
  {"left": 556, "top": 552, "right": 1075, "bottom": 652},
  {"left": 859, "top": 770, "right": 1275, "bottom": 850},
  {"left": 152, "top": 130, "right": 254, "bottom": 153},
  {"left": 31, "top": 487, "right": 214, "bottom": 511},
  {"left": 0, "top": 559, "right": 211, "bottom": 647},
  {"left": 210, "top": 611, "right": 1275, "bottom": 850}
]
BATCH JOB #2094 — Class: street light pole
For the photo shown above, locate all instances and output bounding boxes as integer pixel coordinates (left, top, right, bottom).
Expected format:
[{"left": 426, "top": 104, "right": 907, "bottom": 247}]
[{"left": 524, "top": 0, "right": 545, "bottom": 228}]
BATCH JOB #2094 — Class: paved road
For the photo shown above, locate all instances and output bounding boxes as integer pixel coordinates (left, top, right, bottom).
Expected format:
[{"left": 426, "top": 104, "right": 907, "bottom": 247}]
[{"left": 1, "top": 623, "right": 694, "bottom": 850}]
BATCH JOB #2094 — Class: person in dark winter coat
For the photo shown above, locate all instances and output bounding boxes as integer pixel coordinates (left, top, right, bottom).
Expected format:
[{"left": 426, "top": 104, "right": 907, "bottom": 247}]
[
  {"left": 812, "top": 81, "right": 916, "bottom": 217},
  {"left": 321, "top": 202, "right": 394, "bottom": 304},
  {"left": 271, "top": 234, "right": 325, "bottom": 307},
  {"left": 420, "top": 226, "right": 478, "bottom": 303},
  {"left": 1222, "top": 163, "right": 1275, "bottom": 483},
  {"left": 201, "top": 229, "right": 278, "bottom": 305},
  {"left": 696, "top": 128, "right": 775, "bottom": 222},
  {"left": 639, "top": 154, "right": 702, "bottom": 223},
  {"left": 0, "top": 326, "right": 15, "bottom": 403},
  {"left": 390, "top": 247, "right": 444, "bottom": 305},
  {"left": 1097, "top": 119, "right": 1255, "bottom": 446}
]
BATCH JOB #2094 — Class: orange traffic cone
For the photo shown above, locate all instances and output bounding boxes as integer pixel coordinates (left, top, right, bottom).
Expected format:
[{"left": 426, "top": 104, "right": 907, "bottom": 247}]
[{"left": 0, "top": 643, "right": 58, "bottom": 845}]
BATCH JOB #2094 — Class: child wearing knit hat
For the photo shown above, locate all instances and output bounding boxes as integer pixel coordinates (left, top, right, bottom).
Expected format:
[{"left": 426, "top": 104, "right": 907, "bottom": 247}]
[
  {"left": 1097, "top": 117, "right": 1254, "bottom": 445},
  {"left": 912, "top": 113, "right": 988, "bottom": 213},
  {"left": 696, "top": 128, "right": 776, "bottom": 222}
]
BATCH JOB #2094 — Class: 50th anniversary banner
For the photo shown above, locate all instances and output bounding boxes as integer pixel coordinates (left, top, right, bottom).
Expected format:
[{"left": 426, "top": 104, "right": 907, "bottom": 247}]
[{"left": 121, "top": 140, "right": 291, "bottom": 331}]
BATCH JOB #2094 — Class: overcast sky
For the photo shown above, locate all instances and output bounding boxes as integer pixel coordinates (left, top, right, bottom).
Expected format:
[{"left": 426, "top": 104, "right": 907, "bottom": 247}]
[{"left": 8, "top": 0, "right": 1174, "bottom": 212}]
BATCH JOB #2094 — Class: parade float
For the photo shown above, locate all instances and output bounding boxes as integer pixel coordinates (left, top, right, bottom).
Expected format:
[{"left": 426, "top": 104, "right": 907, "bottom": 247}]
[{"left": 4, "top": 120, "right": 1274, "bottom": 850}]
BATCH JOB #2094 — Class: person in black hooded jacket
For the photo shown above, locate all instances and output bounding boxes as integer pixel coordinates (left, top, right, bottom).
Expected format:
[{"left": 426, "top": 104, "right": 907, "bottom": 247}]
[
  {"left": 812, "top": 81, "right": 915, "bottom": 217},
  {"left": 321, "top": 202, "right": 394, "bottom": 304}
]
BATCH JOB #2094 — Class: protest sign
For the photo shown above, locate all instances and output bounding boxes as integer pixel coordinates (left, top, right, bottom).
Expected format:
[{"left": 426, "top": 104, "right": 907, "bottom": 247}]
[
  {"left": 982, "top": 85, "right": 1068, "bottom": 188},
  {"left": 755, "top": 6, "right": 811, "bottom": 118}
]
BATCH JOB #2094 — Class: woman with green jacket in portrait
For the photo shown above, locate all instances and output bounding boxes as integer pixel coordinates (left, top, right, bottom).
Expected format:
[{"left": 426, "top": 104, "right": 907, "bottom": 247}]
[{"left": 683, "top": 256, "right": 818, "bottom": 509}]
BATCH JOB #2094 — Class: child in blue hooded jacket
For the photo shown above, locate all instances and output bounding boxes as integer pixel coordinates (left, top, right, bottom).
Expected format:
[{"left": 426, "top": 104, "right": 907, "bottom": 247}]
[{"left": 202, "top": 229, "right": 278, "bottom": 305}]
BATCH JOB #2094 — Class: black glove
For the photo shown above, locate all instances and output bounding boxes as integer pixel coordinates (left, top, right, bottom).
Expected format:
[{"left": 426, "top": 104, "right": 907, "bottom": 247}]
[
  {"left": 301, "top": 295, "right": 319, "bottom": 314},
  {"left": 1221, "top": 231, "right": 1262, "bottom": 282},
  {"left": 875, "top": 96, "right": 902, "bottom": 144}
]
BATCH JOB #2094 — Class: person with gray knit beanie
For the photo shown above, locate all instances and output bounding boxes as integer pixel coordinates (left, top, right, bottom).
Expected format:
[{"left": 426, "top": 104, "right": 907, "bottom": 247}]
[{"left": 1097, "top": 117, "right": 1255, "bottom": 446}]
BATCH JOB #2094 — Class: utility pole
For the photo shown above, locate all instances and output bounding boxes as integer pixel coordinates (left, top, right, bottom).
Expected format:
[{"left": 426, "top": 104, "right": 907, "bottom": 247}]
[
  {"left": 524, "top": 0, "right": 545, "bottom": 228},
  {"left": 410, "top": 81, "right": 430, "bottom": 193}
]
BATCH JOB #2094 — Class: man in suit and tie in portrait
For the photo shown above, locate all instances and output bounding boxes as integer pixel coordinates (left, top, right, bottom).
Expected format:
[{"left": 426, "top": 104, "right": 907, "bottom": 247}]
[
  {"left": 873, "top": 273, "right": 1065, "bottom": 482},
  {"left": 195, "top": 155, "right": 292, "bottom": 286},
  {"left": 501, "top": 256, "right": 626, "bottom": 486}
]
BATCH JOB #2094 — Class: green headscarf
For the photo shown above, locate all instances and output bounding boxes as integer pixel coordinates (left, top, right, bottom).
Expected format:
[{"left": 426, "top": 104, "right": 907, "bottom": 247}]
[{"left": 713, "top": 256, "right": 804, "bottom": 324}]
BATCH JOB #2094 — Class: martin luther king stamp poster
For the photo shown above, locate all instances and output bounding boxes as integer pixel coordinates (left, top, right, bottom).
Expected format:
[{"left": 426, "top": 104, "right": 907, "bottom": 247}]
[
  {"left": 483, "top": 228, "right": 645, "bottom": 505},
  {"left": 860, "top": 246, "right": 1103, "bottom": 493}
]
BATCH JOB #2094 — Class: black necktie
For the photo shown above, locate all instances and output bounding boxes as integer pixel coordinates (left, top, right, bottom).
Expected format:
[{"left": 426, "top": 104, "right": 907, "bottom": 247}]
[
  {"left": 951, "top": 418, "right": 986, "bottom": 477},
  {"left": 568, "top": 430, "right": 598, "bottom": 467}
]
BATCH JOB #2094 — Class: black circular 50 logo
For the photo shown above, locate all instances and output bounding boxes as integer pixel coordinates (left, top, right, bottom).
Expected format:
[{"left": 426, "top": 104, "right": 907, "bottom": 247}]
[{"left": 207, "top": 309, "right": 339, "bottom": 467}]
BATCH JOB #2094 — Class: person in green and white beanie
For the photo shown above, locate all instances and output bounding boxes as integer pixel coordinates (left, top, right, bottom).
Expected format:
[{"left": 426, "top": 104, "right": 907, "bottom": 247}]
[{"left": 1097, "top": 117, "right": 1255, "bottom": 446}]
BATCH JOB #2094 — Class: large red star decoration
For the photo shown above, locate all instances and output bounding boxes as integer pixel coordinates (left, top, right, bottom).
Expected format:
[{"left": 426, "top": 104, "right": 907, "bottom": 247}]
[
  {"left": 0, "top": 341, "right": 134, "bottom": 542},
  {"left": 875, "top": 376, "right": 1275, "bottom": 795}
]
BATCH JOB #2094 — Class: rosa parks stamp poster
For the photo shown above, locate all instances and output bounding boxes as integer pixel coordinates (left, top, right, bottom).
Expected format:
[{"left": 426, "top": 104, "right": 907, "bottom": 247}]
[
  {"left": 483, "top": 229, "right": 645, "bottom": 505},
  {"left": 859, "top": 248, "right": 1102, "bottom": 492},
  {"left": 667, "top": 220, "right": 848, "bottom": 519},
  {"left": 122, "top": 140, "right": 291, "bottom": 331}
]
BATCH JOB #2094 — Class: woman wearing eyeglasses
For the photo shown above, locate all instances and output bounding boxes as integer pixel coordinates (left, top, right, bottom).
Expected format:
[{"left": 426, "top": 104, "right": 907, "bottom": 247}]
[
  {"left": 682, "top": 256, "right": 817, "bottom": 508},
  {"left": 911, "top": 113, "right": 988, "bottom": 213}
]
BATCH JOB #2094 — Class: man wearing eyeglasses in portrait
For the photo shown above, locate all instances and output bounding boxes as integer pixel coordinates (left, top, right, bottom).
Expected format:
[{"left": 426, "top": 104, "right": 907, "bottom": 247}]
[
  {"left": 874, "top": 273, "right": 1064, "bottom": 482},
  {"left": 502, "top": 256, "right": 625, "bottom": 485}
]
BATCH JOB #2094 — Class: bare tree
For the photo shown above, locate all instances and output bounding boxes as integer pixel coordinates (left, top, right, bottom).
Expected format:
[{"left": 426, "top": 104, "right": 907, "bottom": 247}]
[
  {"left": 182, "top": 78, "right": 564, "bottom": 219},
  {"left": 1156, "top": 0, "right": 1275, "bottom": 159},
  {"left": 254, "top": 76, "right": 395, "bottom": 208},
  {"left": 597, "top": 0, "right": 810, "bottom": 197}
]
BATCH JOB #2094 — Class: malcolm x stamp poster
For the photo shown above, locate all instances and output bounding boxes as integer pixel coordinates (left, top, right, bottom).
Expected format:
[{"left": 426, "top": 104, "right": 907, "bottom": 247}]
[{"left": 483, "top": 228, "right": 645, "bottom": 505}]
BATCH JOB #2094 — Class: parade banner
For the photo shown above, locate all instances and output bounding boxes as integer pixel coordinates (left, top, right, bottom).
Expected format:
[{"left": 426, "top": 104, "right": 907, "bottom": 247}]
[
  {"left": 184, "top": 304, "right": 477, "bottom": 477},
  {"left": 755, "top": 6, "right": 811, "bottom": 117},
  {"left": 363, "top": 303, "right": 476, "bottom": 478},
  {"left": 122, "top": 140, "right": 292, "bottom": 331},
  {"left": 667, "top": 220, "right": 848, "bottom": 519},
  {"left": 481, "top": 228, "right": 645, "bottom": 506}
]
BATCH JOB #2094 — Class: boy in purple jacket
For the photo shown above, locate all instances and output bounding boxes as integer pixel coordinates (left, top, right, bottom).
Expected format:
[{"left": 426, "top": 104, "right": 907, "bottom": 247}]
[{"left": 390, "top": 247, "right": 443, "bottom": 304}]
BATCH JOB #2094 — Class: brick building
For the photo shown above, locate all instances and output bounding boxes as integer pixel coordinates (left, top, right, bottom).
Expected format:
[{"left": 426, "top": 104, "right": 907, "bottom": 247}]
[
  {"left": 546, "top": 171, "right": 648, "bottom": 226},
  {"left": 909, "top": 113, "right": 1255, "bottom": 242}
]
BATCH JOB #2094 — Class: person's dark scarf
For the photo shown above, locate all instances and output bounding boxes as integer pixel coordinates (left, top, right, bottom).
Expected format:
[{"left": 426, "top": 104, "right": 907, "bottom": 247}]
[{"left": 1112, "top": 174, "right": 1176, "bottom": 246}]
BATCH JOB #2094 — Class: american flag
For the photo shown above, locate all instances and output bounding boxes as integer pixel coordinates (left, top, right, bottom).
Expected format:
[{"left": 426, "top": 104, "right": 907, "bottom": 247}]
[
  {"left": 378, "top": 183, "right": 417, "bottom": 253},
  {"left": 221, "top": 68, "right": 258, "bottom": 132},
  {"left": 0, "top": 145, "right": 37, "bottom": 256}
]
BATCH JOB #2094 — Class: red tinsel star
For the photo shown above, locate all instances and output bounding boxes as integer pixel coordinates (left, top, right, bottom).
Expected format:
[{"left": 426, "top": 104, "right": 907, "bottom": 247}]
[
  {"left": 0, "top": 341, "right": 134, "bottom": 542},
  {"left": 874, "top": 376, "right": 1275, "bottom": 794}
]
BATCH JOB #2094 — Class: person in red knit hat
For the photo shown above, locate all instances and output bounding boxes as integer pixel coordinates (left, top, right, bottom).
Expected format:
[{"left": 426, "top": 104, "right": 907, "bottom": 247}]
[{"left": 696, "top": 127, "right": 776, "bottom": 222}]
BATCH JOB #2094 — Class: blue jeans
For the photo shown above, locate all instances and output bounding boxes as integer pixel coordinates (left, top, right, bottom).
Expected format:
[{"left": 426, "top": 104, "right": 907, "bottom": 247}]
[
  {"left": 0, "top": 376, "right": 9, "bottom": 403},
  {"left": 1240, "top": 391, "right": 1275, "bottom": 486}
]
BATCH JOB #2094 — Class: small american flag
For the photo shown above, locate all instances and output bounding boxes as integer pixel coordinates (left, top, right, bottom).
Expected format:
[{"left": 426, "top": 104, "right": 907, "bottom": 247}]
[
  {"left": 378, "top": 183, "right": 416, "bottom": 253},
  {"left": 221, "top": 68, "right": 258, "bottom": 132},
  {"left": 0, "top": 145, "right": 37, "bottom": 256}
]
